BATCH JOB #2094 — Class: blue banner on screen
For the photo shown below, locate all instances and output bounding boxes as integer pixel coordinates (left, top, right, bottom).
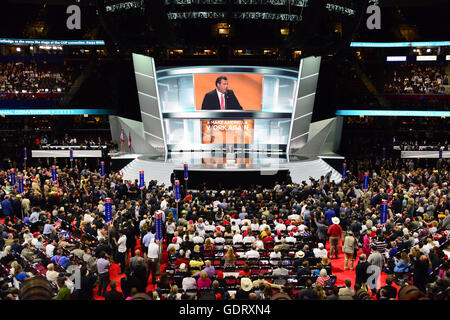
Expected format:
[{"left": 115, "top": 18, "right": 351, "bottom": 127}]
[
  {"left": 0, "top": 109, "right": 115, "bottom": 116},
  {"left": 18, "top": 176, "right": 24, "bottom": 194},
  {"left": 350, "top": 41, "right": 450, "bottom": 48},
  {"left": 342, "top": 163, "right": 347, "bottom": 179},
  {"left": 184, "top": 163, "right": 188, "bottom": 181},
  {"left": 0, "top": 38, "right": 105, "bottom": 46},
  {"left": 24, "top": 148, "right": 27, "bottom": 160},
  {"left": 105, "top": 198, "right": 112, "bottom": 224},
  {"left": 51, "top": 166, "right": 57, "bottom": 182},
  {"left": 10, "top": 169, "right": 15, "bottom": 186},
  {"left": 100, "top": 161, "right": 105, "bottom": 177},
  {"left": 155, "top": 211, "right": 163, "bottom": 244},
  {"left": 363, "top": 172, "right": 369, "bottom": 192},
  {"left": 69, "top": 149, "right": 73, "bottom": 161},
  {"left": 175, "top": 180, "right": 181, "bottom": 202},
  {"left": 380, "top": 200, "right": 388, "bottom": 225},
  {"left": 336, "top": 110, "right": 450, "bottom": 118},
  {"left": 139, "top": 171, "right": 145, "bottom": 189},
  {"left": 382, "top": 147, "right": 386, "bottom": 160}
]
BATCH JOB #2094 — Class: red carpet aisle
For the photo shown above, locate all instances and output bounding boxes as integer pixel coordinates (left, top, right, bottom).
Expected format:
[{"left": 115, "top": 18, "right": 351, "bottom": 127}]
[
  {"left": 93, "top": 239, "right": 168, "bottom": 300},
  {"left": 326, "top": 238, "right": 399, "bottom": 299}
]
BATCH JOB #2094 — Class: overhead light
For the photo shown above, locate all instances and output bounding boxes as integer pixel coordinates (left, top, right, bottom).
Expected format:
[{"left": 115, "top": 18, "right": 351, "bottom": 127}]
[
  {"left": 280, "top": 28, "right": 289, "bottom": 35},
  {"left": 16, "top": 47, "right": 21, "bottom": 52},
  {"left": 29, "top": 46, "right": 34, "bottom": 50},
  {"left": 426, "top": 48, "right": 431, "bottom": 52},
  {"left": 416, "top": 55, "right": 437, "bottom": 61},
  {"left": 446, "top": 55, "right": 450, "bottom": 61},
  {"left": 386, "top": 56, "right": 407, "bottom": 62}
]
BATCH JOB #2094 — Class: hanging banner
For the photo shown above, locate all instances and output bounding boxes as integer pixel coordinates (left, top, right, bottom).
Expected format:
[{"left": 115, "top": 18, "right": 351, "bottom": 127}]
[
  {"left": 155, "top": 210, "right": 163, "bottom": 244},
  {"left": 69, "top": 149, "right": 73, "bottom": 162},
  {"left": 18, "top": 175, "right": 24, "bottom": 194},
  {"left": 105, "top": 198, "right": 113, "bottom": 224},
  {"left": 100, "top": 161, "right": 105, "bottom": 178},
  {"left": 51, "top": 165, "right": 57, "bottom": 182},
  {"left": 439, "top": 148, "right": 443, "bottom": 159},
  {"left": 342, "top": 163, "right": 347, "bottom": 179},
  {"left": 10, "top": 169, "right": 16, "bottom": 186},
  {"left": 174, "top": 180, "right": 181, "bottom": 202},
  {"left": 184, "top": 163, "right": 188, "bottom": 181},
  {"left": 24, "top": 147, "right": 27, "bottom": 161},
  {"left": 363, "top": 172, "right": 369, "bottom": 192},
  {"left": 139, "top": 171, "right": 145, "bottom": 189}
]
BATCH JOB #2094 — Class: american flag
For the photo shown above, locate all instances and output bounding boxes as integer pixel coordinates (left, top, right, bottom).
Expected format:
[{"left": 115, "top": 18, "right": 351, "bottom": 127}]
[
  {"left": 128, "top": 132, "right": 132, "bottom": 148},
  {"left": 120, "top": 129, "right": 125, "bottom": 147}
]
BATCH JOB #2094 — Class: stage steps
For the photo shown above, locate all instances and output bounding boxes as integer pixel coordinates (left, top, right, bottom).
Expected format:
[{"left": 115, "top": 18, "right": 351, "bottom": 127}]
[
  {"left": 120, "top": 157, "right": 176, "bottom": 187},
  {"left": 119, "top": 157, "right": 341, "bottom": 189},
  {"left": 285, "top": 158, "right": 342, "bottom": 185}
]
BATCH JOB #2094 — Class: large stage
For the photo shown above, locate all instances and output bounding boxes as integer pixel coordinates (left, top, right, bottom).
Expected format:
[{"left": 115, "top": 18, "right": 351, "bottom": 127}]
[{"left": 113, "top": 151, "right": 342, "bottom": 188}]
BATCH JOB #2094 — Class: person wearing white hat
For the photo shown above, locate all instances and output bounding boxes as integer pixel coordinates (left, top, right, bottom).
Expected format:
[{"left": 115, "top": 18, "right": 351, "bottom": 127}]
[
  {"left": 234, "top": 277, "right": 254, "bottom": 299},
  {"left": 327, "top": 217, "right": 343, "bottom": 259}
]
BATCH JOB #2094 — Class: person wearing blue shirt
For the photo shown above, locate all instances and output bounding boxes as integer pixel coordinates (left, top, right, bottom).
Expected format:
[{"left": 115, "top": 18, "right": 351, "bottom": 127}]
[
  {"left": 43, "top": 220, "right": 56, "bottom": 235},
  {"left": 142, "top": 230, "right": 155, "bottom": 249},
  {"left": 393, "top": 252, "right": 410, "bottom": 273},
  {"left": 51, "top": 249, "right": 71, "bottom": 269},
  {"left": 1, "top": 195, "right": 13, "bottom": 217},
  {"left": 324, "top": 204, "right": 336, "bottom": 225}
]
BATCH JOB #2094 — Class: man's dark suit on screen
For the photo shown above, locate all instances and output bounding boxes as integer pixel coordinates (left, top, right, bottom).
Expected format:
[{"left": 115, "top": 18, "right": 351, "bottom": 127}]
[{"left": 201, "top": 90, "right": 243, "bottom": 110}]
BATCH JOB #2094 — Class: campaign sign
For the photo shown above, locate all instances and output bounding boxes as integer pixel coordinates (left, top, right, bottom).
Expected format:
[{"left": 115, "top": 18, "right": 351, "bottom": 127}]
[
  {"left": 363, "top": 172, "right": 369, "bottom": 192},
  {"left": 18, "top": 175, "right": 24, "bottom": 194},
  {"left": 51, "top": 166, "right": 57, "bottom": 182},
  {"left": 105, "top": 198, "right": 113, "bottom": 224},
  {"left": 139, "top": 171, "right": 145, "bottom": 189},
  {"left": 155, "top": 211, "right": 163, "bottom": 244},
  {"left": 184, "top": 163, "right": 188, "bottom": 181},
  {"left": 175, "top": 180, "right": 181, "bottom": 202},
  {"left": 100, "top": 161, "right": 105, "bottom": 177},
  {"left": 342, "top": 163, "right": 347, "bottom": 179},
  {"left": 10, "top": 169, "right": 15, "bottom": 186},
  {"left": 380, "top": 199, "right": 388, "bottom": 225}
]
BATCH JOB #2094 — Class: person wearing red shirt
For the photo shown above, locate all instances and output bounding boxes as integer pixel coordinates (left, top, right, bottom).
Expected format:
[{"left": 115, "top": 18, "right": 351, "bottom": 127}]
[
  {"left": 238, "top": 264, "right": 251, "bottom": 277},
  {"left": 327, "top": 217, "right": 343, "bottom": 259},
  {"left": 263, "top": 232, "right": 274, "bottom": 250}
]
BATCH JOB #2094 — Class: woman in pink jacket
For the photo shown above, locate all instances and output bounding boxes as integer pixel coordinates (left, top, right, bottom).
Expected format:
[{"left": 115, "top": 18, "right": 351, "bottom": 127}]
[{"left": 362, "top": 230, "right": 371, "bottom": 256}]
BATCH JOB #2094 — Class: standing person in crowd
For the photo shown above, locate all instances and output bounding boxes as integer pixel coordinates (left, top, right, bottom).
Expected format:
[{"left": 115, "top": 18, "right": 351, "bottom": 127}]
[
  {"left": 96, "top": 251, "right": 111, "bottom": 297},
  {"left": 327, "top": 217, "right": 343, "bottom": 259}
]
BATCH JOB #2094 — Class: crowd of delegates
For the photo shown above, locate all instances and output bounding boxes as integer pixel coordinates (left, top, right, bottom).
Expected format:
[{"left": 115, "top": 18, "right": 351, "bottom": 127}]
[
  {"left": 0, "top": 154, "right": 449, "bottom": 300},
  {"left": 0, "top": 62, "right": 74, "bottom": 96},
  {"left": 394, "top": 139, "right": 450, "bottom": 151},
  {"left": 383, "top": 63, "right": 448, "bottom": 94}
]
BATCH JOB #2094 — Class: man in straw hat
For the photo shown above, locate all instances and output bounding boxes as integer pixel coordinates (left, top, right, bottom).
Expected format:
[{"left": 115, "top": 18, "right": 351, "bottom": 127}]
[{"left": 327, "top": 217, "right": 343, "bottom": 259}]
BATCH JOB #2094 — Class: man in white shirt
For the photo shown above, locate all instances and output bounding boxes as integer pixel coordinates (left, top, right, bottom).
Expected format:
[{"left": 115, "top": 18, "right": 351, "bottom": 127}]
[
  {"left": 313, "top": 243, "right": 328, "bottom": 258},
  {"left": 242, "top": 232, "right": 255, "bottom": 245},
  {"left": 46, "top": 240, "right": 56, "bottom": 258},
  {"left": 286, "top": 232, "right": 297, "bottom": 245},
  {"left": 146, "top": 239, "right": 160, "bottom": 285},
  {"left": 115, "top": 230, "right": 127, "bottom": 274},
  {"left": 233, "top": 230, "right": 243, "bottom": 244},
  {"left": 245, "top": 244, "right": 260, "bottom": 260},
  {"left": 160, "top": 197, "right": 169, "bottom": 210},
  {"left": 84, "top": 212, "right": 94, "bottom": 224},
  {"left": 193, "top": 232, "right": 205, "bottom": 244}
]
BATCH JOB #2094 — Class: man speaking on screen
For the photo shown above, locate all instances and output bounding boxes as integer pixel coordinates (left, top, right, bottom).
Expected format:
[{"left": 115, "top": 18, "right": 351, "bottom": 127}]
[{"left": 201, "top": 76, "right": 243, "bottom": 110}]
